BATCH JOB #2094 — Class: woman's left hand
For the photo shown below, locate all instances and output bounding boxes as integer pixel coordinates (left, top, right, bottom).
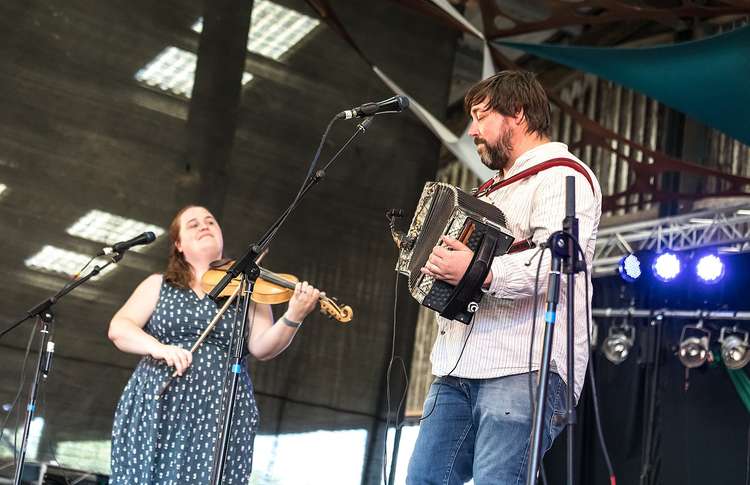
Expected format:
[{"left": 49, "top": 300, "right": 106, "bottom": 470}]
[{"left": 285, "top": 281, "right": 322, "bottom": 323}]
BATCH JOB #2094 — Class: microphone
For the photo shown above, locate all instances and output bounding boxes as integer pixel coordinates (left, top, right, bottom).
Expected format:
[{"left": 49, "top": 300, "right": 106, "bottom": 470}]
[
  {"left": 98, "top": 231, "right": 156, "bottom": 256},
  {"left": 337, "top": 95, "right": 410, "bottom": 120},
  {"left": 42, "top": 341, "right": 55, "bottom": 379}
]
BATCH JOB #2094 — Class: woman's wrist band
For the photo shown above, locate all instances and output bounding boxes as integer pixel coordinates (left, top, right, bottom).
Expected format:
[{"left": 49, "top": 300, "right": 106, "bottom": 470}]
[{"left": 281, "top": 316, "right": 302, "bottom": 329}]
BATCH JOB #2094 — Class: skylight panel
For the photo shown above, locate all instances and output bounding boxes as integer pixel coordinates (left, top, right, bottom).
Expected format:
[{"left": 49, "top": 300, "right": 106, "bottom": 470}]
[
  {"left": 25, "top": 246, "right": 117, "bottom": 279},
  {"left": 191, "top": 0, "right": 319, "bottom": 61},
  {"left": 66, "top": 209, "right": 165, "bottom": 252},
  {"left": 135, "top": 47, "right": 253, "bottom": 98}
]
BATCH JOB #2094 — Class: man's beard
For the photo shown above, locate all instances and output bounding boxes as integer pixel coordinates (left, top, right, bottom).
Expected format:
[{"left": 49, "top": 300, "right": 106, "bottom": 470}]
[{"left": 475, "top": 128, "right": 513, "bottom": 171}]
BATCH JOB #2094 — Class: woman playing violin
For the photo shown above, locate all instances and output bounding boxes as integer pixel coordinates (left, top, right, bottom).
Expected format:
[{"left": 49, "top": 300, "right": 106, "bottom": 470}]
[{"left": 107, "top": 205, "right": 321, "bottom": 485}]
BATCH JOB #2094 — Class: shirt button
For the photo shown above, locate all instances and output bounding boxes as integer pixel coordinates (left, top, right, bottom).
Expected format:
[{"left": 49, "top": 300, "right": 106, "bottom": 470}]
[{"left": 440, "top": 330, "right": 446, "bottom": 335}]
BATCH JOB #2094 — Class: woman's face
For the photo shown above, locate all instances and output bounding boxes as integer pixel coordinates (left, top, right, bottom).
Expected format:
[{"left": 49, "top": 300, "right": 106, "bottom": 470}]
[{"left": 175, "top": 206, "right": 223, "bottom": 263}]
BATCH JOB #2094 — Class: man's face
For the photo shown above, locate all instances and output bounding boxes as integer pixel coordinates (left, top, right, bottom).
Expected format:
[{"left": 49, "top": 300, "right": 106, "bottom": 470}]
[{"left": 468, "top": 99, "right": 514, "bottom": 172}]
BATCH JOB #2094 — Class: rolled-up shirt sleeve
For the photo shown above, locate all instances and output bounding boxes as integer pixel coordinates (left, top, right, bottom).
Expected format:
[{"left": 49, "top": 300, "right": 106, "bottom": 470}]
[{"left": 486, "top": 167, "right": 598, "bottom": 300}]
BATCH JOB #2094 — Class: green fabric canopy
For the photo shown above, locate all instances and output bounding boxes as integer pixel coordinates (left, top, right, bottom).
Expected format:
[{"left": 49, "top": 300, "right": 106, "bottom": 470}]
[{"left": 496, "top": 26, "right": 750, "bottom": 146}]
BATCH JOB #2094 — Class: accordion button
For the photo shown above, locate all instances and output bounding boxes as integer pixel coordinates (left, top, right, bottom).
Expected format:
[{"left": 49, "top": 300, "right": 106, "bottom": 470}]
[{"left": 440, "top": 330, "right": 446, "bottom": 335}]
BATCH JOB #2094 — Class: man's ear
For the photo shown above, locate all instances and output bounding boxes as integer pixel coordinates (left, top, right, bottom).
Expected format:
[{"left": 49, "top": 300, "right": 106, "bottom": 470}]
[{"left": 511, "top": 108, "right": 526, "bottom": 128}]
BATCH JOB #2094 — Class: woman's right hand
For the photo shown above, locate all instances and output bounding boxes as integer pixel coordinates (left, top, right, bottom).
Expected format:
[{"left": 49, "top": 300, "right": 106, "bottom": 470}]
[{"left": 149, "top": 343, "right": 193, "bottom": 376}]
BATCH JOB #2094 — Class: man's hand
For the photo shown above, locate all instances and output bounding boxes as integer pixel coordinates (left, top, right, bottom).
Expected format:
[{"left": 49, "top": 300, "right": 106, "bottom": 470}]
[
  {"left": 420, "top": 235, "right": 494, "bottom": 287},
  {"left": 419, "top": 236, "right": 473, "bottom": 286}
]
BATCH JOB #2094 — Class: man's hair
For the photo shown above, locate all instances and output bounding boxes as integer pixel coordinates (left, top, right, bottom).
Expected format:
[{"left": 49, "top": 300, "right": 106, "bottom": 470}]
[{"left": 464, "top": 70, "right": 551, "bottom": 138}]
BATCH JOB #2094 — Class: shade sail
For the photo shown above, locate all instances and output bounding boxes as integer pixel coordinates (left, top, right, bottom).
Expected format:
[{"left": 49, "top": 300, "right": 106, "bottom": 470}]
[{"left": 496, "top": 26, "right": 750, "bottom": 145}]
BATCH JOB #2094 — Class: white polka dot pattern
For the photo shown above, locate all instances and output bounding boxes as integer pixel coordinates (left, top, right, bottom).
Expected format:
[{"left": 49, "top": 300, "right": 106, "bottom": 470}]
[{"left": 110, "top": 281, "right": 259, "bottom": 485}]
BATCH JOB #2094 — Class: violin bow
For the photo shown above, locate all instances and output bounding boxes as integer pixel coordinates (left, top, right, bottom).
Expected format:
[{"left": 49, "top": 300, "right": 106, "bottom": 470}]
[{"left": 155, "top": 281, "right": 242, "bottom": 400}]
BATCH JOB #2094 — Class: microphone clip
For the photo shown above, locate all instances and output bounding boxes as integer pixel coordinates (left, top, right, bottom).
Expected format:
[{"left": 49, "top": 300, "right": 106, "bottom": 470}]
[
  {"left": 386, "top": 209, "right": 413, "bottom": 250},
  {"left": 357, "top": 116, "right": 374, "bottom": 132}
]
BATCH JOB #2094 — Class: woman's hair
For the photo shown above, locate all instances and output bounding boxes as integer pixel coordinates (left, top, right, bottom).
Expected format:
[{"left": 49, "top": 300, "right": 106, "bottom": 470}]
[{"left": 163, "top": 205, "right": 198, "bottom": 289}]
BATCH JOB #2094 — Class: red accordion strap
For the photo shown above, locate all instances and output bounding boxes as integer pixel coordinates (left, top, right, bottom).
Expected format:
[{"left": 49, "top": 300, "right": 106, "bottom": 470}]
[
  {"left": 475, "top": 157, "right": 594, "bottom": 199},
  {"left": 475, "top": 157, "right": 595, "bottom": 254}
]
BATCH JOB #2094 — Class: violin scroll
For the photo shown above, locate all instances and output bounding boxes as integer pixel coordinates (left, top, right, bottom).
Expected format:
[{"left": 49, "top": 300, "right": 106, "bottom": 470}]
[{"left": 320, "top": 297, "right": 353, "bottom": 323}]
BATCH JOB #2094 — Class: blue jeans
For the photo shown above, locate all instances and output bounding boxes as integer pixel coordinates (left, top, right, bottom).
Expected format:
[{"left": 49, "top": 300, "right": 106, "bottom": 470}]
[{"left": 406, "top": 372, "right": 567, "bottom": 485}]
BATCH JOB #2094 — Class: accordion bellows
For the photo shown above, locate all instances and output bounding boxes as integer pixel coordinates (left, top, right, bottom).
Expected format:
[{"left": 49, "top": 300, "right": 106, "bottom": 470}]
[{"left": 397, "top": 182, "right": 515, "bottom": 324}]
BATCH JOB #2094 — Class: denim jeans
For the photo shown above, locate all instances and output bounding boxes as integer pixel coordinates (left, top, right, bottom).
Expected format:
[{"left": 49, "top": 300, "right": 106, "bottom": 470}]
[{"left": 406, "top": 372, "right": 567, "bottom": 485}]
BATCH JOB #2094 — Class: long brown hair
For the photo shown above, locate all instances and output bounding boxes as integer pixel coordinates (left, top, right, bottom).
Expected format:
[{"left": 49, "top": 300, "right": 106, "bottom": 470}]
[
  {"left": 464, "top": 70, "right": 551, "bottom": 138},
  {"left": 163, "top": 205, "right": 197, "bottom": 289}
]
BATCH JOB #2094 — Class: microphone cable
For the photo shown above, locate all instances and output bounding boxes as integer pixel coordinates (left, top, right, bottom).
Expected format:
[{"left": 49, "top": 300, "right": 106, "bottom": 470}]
[
  {"left": 258, "top": 114, "right": 338, "bottom": 249},
  {"left": 381, "top": 274, "right": 476, "bottom": 485},
  {"left": 1, "top": 322, "right": 39, "bottom": 475},
  {"left": 381, "top": 271, "right": 409, "bottom": 485}
]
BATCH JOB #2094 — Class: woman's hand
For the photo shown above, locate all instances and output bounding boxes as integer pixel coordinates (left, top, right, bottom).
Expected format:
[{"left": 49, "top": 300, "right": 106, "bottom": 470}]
[
  {"left": 149, "top": 343, "right": 193, "bottom": 376},
  {"left": 285, "top": 281, "right": 322, "bottom": 323}
]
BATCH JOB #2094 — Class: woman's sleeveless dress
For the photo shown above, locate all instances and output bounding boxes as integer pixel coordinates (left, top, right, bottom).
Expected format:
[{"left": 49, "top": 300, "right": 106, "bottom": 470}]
[{"left": 110, "top": 280, "right": 259, "bottom": 485}]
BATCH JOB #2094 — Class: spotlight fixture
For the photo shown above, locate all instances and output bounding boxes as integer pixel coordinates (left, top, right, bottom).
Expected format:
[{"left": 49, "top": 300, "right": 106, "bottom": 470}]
[
  {"left": 695, "top": 254, "right": 725, "bottom": 284},
  {"left": 618, "top": 253, "right": 642, "bottom": 282},
  {"left": 601, "top": 322, "right": 635, "bottom": 365},
  {"left": 652, "top": 252, "right": 681, "bottom": 282},
  {"left": 719, "top": 327, "right": 750, "bottom": 370},
  {"left": 678, "top": 322, "right": 711, "bottom": 368}
]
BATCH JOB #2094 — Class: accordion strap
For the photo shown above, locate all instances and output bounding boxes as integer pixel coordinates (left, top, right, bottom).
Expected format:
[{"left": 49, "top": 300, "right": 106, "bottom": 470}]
[
  {"left": 440, "top": 231, "right": 499, "bottom": 321},
  {"left": 474, "top": 157, "right": 594, "bottom": 199},
  {"left": 475, "top": 157, "right": 594, "bottom": 255}
]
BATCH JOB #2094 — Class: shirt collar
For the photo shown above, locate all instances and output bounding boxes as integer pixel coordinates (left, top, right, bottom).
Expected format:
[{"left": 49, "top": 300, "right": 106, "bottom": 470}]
[{"left": 501, "top": 142, "right": 570, "bottom": 179}]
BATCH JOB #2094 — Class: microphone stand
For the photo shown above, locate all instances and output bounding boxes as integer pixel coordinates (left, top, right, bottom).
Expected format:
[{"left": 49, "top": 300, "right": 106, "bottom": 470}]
[
  {"left": 206, "top": 116, "right": 375, "bottom": 485},
  {"left": 527, "top": 176, "right": 581, "bottom": 485},
  {"left": 6, "top": 253, "right": 123, "bottom": 485}
]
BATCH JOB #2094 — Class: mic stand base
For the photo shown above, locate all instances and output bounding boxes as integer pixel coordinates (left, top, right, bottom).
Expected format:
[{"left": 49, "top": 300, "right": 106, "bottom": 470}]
[
  {"left": 203, "top": 116, "right": 375, "bottom": 482},
  {"left": 527, "top": 241, "right": 562, "bottom": 485},
  {"left": 12, "top": 311, "right": 54, "bottom": 485},
  {"left": 9, "top": 256, "right": 118, "bottom": 485},
  {"left": 527, "top": 176, "right": 583, "bottom": 485},
  {"left": 209, "top": 263, "right": 259, "bottom": 485}
]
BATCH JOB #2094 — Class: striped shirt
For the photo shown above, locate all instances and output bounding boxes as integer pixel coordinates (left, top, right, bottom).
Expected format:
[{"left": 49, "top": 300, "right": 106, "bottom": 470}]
[{"left": 431, "top": 142, "right": 602, "bottom": 400}]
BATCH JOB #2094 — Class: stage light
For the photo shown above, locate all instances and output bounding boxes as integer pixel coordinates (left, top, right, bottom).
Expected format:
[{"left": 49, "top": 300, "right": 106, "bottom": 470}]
[
  {"left": 719, "top": 327, "right": 750, "bottom": 369},
  {"left": 678, "top": 323, "right": 711, "bottom": 368},
  {"left": 590, "top": 320, "right": 599, "bottom": 349},
  {"left": 695, "top": 254, "right": 725, "bottom": 284},
  {"left": 618, "top": 253, "right": 642, "bottom": 282},
  {"left": 652, "top": 252, "right": 681, "bottom": 282},
  {"left": 601, "top": 322, "right": 635, "bottom": 365}
]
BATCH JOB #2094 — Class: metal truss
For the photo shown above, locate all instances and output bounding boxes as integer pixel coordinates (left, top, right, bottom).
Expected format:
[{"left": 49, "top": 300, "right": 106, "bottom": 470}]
[
  {"left": 592, "top": 308, "right": 750, "bottom": 321},
  {"left": 593, "top": 202, "right": 750, "bottom": 277}
]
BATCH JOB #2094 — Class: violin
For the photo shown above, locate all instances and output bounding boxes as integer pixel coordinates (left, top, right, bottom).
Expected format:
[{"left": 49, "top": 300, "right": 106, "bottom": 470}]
[{"left": 201, "top": 259, "right": 353, "bottom": 323}]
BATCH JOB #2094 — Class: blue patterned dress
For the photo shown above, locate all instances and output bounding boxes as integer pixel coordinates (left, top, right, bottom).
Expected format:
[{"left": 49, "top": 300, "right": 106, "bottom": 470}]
[{"left": 110, "top": 279, "right": 259, "bottom": 485}]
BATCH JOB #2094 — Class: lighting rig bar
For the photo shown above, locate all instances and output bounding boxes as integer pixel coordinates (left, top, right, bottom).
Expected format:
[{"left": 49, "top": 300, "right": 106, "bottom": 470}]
[
  {"left": 593, "top": 308, "right": 750, "bottom": 321},
  {"left": 594, "top": 203, "right": 750, "bottom": 277}
]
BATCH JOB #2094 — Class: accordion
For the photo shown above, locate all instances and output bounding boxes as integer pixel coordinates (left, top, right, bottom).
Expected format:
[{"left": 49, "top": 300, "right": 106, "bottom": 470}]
[{"left": 396, "top": 182, "right": 514, "bottom": 324}]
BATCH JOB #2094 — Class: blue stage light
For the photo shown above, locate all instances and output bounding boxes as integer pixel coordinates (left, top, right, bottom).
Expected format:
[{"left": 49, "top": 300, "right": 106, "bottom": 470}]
[
  {"left": 618, "top": 253, "right": 642, "bottom": 282},
  {"left": 695, "top": 254, "right": 725, "bottom": 284},
  {"left": 652, "top": 252, "right": 681, "bottom": 282}
]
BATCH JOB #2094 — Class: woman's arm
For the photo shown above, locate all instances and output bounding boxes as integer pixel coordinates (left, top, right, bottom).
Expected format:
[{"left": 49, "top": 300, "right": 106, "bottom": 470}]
[
  {"left": 247, "top": 281, "right": 321, "bottom": 361},
  {"left": 107, "top": 274, "right": 193, "bottom": 375}
]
